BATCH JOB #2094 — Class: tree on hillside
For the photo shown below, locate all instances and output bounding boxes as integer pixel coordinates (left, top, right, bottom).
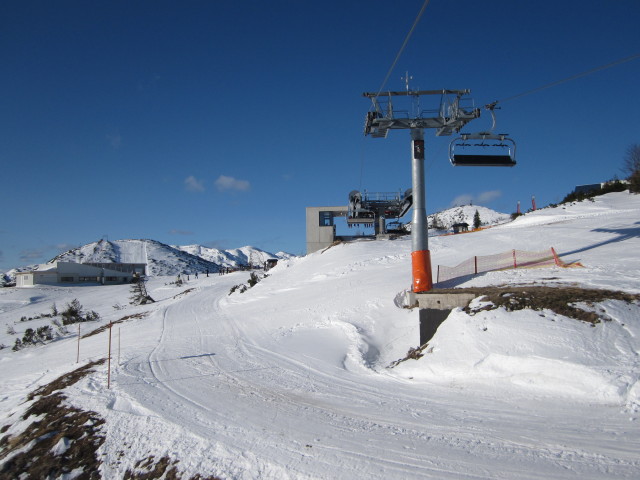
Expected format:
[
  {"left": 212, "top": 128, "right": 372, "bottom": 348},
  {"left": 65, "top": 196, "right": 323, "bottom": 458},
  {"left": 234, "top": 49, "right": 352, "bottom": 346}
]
[
  {"left": 623, "top": 143, "right": 640, "bottom": 193},
  {"left": 431, "top": 213, "right": 445, "bottom": 230},
  {"left": 473, "top": 209, "right": 481, "bottom": 229},
  {"left": 130, "top": 276, "right": 155, "bottom": 305}
]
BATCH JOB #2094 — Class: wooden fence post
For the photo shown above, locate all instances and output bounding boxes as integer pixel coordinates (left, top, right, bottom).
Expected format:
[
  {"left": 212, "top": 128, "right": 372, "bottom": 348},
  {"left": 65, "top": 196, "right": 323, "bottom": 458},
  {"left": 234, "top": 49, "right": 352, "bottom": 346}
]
[
  {"left": 76, "top": 324, "right": 80, "bottom": 363},
  {"left": 107, "top": 323, "right": 112, "bottom": 389}
]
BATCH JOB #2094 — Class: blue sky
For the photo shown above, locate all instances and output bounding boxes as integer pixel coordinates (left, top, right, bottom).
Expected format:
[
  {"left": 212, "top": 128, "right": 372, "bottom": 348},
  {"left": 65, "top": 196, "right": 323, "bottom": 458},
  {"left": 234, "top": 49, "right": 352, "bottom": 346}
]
[{"left": 1, "top": 0, "right": 639, "bottom": 271}]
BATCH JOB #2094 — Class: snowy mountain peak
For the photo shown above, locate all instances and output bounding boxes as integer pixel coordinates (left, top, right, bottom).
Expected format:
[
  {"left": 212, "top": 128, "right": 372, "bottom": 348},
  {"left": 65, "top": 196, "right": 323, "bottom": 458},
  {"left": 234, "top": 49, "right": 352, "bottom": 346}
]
[{"left": 428, "top": 205, "right": 510, "bottom": 230}]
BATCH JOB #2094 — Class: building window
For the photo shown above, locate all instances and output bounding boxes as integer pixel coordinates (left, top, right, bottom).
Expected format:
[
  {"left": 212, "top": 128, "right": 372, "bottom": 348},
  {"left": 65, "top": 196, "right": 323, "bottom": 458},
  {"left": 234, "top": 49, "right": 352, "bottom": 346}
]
[
  {"left": 61, "top": 277, "right": 74, "bottom": 282},
  {"left": 319, "top": 211, "right": 333, "bottom": 227}
]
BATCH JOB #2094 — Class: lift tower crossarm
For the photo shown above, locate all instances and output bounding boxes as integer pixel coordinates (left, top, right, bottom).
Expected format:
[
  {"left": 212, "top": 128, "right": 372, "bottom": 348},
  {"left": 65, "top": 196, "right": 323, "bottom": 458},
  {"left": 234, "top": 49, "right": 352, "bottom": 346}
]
[
  {"left": 363, "top": 89, "right": 471, "bottom": 97},
  {"left": 363, "top": 88, "right": 480, "bottom": 138}
]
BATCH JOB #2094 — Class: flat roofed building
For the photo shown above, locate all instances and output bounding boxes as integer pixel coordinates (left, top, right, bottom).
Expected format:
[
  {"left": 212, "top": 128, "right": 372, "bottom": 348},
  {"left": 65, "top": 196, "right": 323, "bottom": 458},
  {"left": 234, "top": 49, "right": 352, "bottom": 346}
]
[{"left": 15, "top": 262, "right": 146, "bottom": 287}]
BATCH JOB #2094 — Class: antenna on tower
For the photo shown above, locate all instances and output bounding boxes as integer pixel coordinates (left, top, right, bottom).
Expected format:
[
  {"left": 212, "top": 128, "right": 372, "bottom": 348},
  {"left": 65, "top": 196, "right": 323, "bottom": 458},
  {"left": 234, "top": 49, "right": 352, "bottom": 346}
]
[{"left": 403, "top": 71, "right": 413, "bottom": 93}]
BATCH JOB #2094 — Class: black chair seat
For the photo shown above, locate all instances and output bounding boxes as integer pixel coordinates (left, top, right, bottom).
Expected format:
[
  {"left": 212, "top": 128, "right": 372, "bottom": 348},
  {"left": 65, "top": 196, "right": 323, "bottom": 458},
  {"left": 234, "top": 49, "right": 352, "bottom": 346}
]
[{"left": 451, "top": 154, "right": 516, "bottom": 167}]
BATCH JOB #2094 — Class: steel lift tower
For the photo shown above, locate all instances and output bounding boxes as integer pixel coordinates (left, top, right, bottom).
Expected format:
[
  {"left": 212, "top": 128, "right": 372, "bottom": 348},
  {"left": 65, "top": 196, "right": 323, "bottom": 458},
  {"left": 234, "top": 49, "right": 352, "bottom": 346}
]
[{"left": 363, "top": 88, "right": 481, "bottom": 292}]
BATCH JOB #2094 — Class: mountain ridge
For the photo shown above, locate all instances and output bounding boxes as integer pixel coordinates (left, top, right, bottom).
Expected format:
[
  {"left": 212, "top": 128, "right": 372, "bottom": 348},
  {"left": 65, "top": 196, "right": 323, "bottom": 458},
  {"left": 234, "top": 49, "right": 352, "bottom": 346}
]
[{"left": 4, "top": 239, "right": 293, "bottom": 279}]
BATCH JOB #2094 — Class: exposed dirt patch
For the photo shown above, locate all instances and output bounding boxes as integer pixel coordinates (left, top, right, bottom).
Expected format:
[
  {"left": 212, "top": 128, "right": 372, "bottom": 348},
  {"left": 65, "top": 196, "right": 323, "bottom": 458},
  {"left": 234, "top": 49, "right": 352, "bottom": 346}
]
[
  {"left": 173, "top": 288, "right": 196, "bottom": 299},
  {"left": 26, "top": 360, "right": 105, "bottom": 401},
  {"left": 0, "top": 360, "right": 106, "bottom": 480},
  {"left": 321, "top": 240, "right": 344, "bottom": 253},
  {"left": 388, "top": 344, "right": 431, "bottom": 368},
  {"left": 434, "top": 286, "right": 640, "bottom": 324},
  {"left": 124, "top": 455, "right": 221, "bottom": 480},
  {"left": 82, "top": 312, "right": 149, "bottom": 339}
]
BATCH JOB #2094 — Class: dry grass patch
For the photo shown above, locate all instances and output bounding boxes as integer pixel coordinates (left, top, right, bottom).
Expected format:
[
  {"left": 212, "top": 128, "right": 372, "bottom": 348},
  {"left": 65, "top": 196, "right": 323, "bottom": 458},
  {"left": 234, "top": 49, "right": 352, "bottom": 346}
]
[
  {"left": 82, "top": 312, "right": 149, "bottom": 339},
  {"left": 434, "top": 286, "right": 640, "bottom": 324},
  {"left": 0, "top": 360, "right": 106, "bottom": 480},
  {"left": 173, "top": 288, "right": 196, "bottom": 299},
  {"left": 124, "top": 455, "right": 221, "bottom": 480}
]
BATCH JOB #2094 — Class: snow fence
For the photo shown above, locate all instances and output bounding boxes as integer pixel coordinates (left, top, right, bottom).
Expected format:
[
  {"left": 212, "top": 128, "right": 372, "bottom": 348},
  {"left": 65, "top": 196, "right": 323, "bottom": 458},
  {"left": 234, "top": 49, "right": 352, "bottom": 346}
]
[{"left": 436, "top": 247, "right": 579, "bottom": 283}]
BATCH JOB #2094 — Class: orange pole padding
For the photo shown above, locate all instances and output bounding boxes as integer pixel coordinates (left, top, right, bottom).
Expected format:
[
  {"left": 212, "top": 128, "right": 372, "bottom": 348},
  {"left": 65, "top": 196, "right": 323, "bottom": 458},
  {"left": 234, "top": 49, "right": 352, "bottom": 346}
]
[{"left": 411, "top": 249, "right": 433, "bottom": 293}]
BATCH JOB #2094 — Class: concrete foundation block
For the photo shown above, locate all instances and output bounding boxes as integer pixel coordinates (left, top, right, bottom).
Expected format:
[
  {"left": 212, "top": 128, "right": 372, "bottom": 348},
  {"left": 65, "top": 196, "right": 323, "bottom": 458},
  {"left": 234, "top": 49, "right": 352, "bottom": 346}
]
[
  {"left": 419, "top": 308, "right": 451, "bottom": 345},
  {"left": 406, "top": 291, "right": 477, "bottom": 310},
  {"left": 407, "top": 291, "right": 479, "bottom": 345}
]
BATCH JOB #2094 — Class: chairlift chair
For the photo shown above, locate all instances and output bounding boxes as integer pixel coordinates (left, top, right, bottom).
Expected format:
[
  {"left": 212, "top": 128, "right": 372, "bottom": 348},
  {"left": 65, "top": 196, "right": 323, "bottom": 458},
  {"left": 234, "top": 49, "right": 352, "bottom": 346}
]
[
  {"left": 449, "top": 133, "right": 516, "bottom": 167},
  {"left": 448, "top": 103, "right": 516, "bottom": 167}
]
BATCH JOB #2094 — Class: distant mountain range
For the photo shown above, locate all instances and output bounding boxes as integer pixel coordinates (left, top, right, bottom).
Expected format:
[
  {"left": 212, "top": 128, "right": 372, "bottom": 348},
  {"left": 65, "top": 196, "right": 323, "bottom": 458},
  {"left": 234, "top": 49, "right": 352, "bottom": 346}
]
[
  {"left": 5, "top": 239, "right": 294, "bottom": 278},
  {"left": 2, "top": 205, "right": 510, "bottom": 281}
]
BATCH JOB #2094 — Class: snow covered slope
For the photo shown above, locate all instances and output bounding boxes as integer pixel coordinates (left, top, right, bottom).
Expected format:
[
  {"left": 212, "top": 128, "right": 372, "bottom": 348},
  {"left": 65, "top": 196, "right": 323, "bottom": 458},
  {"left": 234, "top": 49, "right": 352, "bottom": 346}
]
[{"left": 1, "top": 192, "right": 639, "bottom": 479}]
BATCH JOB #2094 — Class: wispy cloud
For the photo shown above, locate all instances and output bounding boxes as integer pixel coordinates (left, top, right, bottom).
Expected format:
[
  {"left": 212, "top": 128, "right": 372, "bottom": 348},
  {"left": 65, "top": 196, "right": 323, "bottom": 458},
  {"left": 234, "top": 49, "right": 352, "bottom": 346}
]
[
  {"left": 18, "top": 244, "right": 78, "bottom": 264},
  {"left": 477, "top": 190, "right": 502, "bottom": 203},
  {"left": 19, "top": 248, "right": 49, "bottom": 262},
  {"left": 137, "top": 74, "right": 162, "bottom": 92},
  {"left": 450, "top": 194, "right": 473, "bottom": 206},
  {"left": 184, "top": 175, "right": 205, "bottom": 192},
  {"left": 106, "top": 133, "right": 122, "bottom": 149},
  {"left": 169, "top": 229, "right": 194, "bottom": 236},
  {"left": 205, "top": 239, "right": 231, "bottom": 249},
  {"left": 214, "top": 175, "right": 250, "bottom": 192},
  {"left": 450, "top": 190, "right": 501, "bottom": 207}
]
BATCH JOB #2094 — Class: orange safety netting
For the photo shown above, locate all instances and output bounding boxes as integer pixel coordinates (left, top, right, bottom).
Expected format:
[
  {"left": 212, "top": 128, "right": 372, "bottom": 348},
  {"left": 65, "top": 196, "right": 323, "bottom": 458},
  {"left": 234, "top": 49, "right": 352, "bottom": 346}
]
[{"left": 436, "top": 247, "right": 582, "bottom": 283}]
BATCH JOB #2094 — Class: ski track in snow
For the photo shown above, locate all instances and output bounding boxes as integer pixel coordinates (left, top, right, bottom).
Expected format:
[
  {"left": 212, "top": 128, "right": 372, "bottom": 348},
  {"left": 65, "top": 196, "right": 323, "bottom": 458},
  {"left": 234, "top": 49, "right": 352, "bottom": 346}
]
[{"left": 113, "top": 283, "right": 640, "bottom": 477}]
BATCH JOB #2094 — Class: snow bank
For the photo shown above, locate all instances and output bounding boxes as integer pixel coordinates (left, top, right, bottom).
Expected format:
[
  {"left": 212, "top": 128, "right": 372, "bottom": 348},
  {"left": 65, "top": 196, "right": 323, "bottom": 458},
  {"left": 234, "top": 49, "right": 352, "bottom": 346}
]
[{"left": 395, "top": 300, "right": 640, "bottom": 404}]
